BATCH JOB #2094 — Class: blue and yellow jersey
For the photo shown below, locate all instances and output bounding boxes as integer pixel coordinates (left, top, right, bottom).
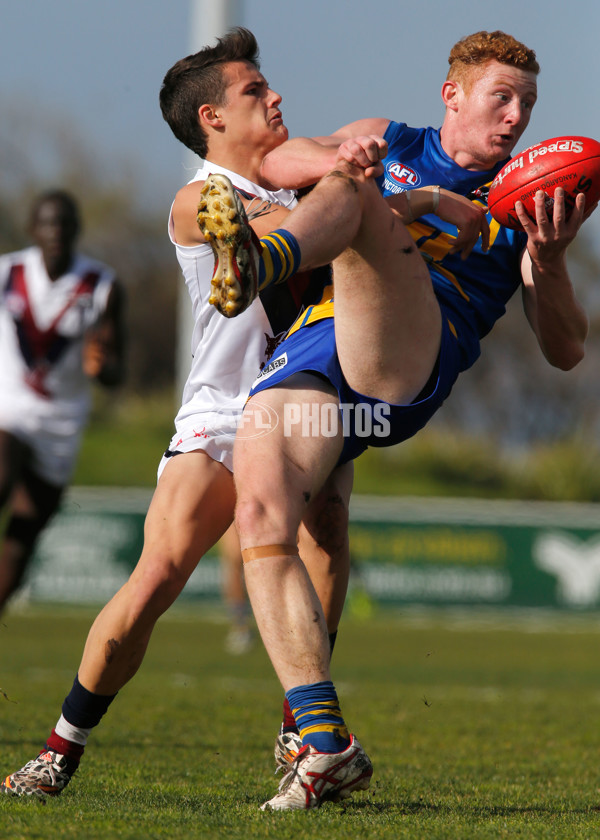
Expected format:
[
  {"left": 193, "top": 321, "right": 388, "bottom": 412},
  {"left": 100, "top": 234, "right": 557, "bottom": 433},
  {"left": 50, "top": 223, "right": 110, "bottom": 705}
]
[
  {"left": 289, "top": 122, "right": 527, "bottom": 371},
  {"left": 285, "top": 279, "right": 334, "bottom": 337},
  {"left": 379, "top": 121, "right": 527, "bottom": 370}
]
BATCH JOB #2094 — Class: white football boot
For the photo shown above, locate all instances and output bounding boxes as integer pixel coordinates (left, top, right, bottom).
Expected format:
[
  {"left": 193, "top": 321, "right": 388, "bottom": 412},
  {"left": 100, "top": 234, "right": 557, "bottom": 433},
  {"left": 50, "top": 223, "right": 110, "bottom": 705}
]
[
  {"left": 262, "top": 734, "right": 373, "bottom": 811},
  {"left": 1, "top": 750, "right": 74, "bottom": 799}
]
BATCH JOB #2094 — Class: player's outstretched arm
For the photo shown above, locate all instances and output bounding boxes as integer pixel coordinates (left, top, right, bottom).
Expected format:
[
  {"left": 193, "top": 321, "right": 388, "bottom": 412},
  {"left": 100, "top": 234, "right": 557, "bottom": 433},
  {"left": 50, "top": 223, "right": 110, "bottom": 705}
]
[
  {"left": 260, "top": 137, "right": 340, "bottom": 190},
  {"left": 260, "top": 118, "right": 391, "bottom": 189},
  {"left": 519, "top": 188, "right": 592, "bottom": 370}
]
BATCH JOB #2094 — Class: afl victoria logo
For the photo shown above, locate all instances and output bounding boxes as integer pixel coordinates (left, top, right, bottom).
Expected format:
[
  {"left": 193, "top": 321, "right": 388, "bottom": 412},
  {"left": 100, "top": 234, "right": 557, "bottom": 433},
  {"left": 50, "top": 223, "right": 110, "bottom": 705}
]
[{"left": 386, "top": 161, "right": 421, "bottom": 188}]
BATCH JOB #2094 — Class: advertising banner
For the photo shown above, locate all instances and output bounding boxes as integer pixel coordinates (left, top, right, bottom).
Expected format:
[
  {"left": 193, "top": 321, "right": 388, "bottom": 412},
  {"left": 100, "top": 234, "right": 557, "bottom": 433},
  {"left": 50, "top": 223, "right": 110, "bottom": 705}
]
[{"left": 22, "top": 489, "right": 600, "bottom": 610}]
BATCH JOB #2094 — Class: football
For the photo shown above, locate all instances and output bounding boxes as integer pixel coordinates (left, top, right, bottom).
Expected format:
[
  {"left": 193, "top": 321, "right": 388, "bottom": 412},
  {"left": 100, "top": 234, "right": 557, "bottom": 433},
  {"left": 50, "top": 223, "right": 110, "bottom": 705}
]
[{"left": 488, "top": 136, "right": 600, "bottom": 230}]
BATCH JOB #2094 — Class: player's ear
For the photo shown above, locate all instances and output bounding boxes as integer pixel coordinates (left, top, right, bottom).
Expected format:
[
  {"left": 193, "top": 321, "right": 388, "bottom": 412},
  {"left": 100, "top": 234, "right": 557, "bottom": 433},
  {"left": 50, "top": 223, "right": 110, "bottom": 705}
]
[
  {"left": 441, "top": 79, "right": 461, "bottom": 112},
  {"left": 199, "top": 104, "right": 223, "bottom": 128}
]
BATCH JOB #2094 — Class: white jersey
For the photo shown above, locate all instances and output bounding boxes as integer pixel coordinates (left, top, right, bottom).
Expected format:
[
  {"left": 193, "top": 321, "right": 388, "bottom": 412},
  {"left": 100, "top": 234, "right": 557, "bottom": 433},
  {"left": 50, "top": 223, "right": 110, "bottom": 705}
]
[
  {"left": 160, "top": 160, "right": 297, "bottom": 475},
  {"left": 0, "top": 246, "right": 115, "bottom": 483}
]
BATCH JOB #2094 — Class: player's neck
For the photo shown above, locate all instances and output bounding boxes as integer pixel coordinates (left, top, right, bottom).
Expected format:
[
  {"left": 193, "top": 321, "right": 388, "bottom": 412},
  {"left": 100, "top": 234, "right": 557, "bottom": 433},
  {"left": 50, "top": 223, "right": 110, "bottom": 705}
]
[
  {"left": 440, "top": 124, "right": 502, "bottom": 172},
  {"left": 207, "top": 143, "right": 274, "bottom": 189},
  {"left": 42, "top": 252, "right": 73, "bottom": 281}
]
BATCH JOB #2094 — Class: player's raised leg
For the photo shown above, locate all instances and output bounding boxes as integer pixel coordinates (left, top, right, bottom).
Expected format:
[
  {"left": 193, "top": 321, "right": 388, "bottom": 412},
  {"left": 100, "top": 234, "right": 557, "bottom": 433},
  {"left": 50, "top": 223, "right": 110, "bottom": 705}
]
[
  {"left": 331, "top": 173, "right": 442, "bottom": 406},
  {"left": 197, "top": 169, "right": 366, "bottom": 316},
  {"left": 200, "top": 164, "right": 442, "bottom": 407}
]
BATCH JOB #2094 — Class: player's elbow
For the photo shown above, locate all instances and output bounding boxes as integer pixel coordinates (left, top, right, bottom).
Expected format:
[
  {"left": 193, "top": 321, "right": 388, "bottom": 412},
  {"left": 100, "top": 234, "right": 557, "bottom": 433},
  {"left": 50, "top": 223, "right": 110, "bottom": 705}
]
[
  {"left": 260, "top": 152, "right": 283, "bottom": 187},
  {"left": 561, "top": 345, "right": 585, "bottom": 371},
  {"left": 546, "top": 340, "right": 585, "bottom": 371}
]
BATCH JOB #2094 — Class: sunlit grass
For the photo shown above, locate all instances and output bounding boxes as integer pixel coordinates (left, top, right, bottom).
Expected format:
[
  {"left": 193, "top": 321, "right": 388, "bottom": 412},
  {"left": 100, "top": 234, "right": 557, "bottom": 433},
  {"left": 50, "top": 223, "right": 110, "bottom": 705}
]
[{"left": 1, "top": 606, "right": 600, "bottom": 839}]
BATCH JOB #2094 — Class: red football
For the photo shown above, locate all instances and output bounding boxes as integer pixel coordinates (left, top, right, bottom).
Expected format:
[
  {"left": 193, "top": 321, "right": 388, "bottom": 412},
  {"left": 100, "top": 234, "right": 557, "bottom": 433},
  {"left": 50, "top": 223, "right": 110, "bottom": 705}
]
[{"left": 488, "top": 135, "right": 600, "bottom": 230}]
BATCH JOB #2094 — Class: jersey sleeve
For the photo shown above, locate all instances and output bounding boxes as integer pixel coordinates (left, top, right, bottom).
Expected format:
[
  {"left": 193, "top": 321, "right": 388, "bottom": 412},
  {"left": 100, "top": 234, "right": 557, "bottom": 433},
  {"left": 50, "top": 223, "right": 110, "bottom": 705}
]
[{"left": 383, "top": 121, "right": 407, "bottom": 144}]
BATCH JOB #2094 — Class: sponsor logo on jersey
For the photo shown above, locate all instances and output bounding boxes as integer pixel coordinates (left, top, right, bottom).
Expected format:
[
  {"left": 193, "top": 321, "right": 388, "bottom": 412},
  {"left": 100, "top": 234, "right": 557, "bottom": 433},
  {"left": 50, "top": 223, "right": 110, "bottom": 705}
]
[
  {"left": 262, "top": 330, "right": 286, "bottom": 366},
  {"left": 384, "top": 161, "right": 421, "bottom": 194},
  {"left": 253, "top": 352, "right": 287, "bottom": 385}
]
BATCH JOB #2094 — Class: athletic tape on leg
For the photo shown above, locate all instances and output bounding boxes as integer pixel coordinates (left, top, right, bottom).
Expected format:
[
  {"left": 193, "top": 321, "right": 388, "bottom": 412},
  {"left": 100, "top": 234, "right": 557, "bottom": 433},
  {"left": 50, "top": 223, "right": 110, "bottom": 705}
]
[{"left": 241, "top": 544, "right": 298, "bottom": 563}]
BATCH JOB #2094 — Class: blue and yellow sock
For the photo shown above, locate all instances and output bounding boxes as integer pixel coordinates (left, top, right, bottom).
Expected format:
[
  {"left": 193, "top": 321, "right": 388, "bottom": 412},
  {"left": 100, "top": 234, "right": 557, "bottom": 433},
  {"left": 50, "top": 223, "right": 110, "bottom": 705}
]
[
  {"left": 257, "top": 228, "right": 301, "bottom": 291},
  {"left": 285, "top": 680, "right": 350, "bottom": 753}
]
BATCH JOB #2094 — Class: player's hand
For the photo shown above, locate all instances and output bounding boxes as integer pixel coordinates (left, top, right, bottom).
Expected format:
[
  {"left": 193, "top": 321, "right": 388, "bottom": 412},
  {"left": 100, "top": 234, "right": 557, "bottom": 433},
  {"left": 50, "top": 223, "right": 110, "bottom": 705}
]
[
  {"left": 335, "top": 135, "right": 387, "bottom": 178},
  {"left": 436, "top": 189, "right": 490, "bottom": 259},
  {"left": 517, "top": 188, "right": 589, "bottom": 267},
  {"left": 82, "top": 336, "right": 109, "bottom": 378}
]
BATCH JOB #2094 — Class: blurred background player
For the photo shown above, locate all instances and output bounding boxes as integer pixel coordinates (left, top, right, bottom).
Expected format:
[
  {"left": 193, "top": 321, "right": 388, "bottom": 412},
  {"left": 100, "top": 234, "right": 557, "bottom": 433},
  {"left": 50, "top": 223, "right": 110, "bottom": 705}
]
[
  {"left": 219, "top": 523, "right": 254, "bottom": 654},
  {"left": 0, "top": 189, "right": 125, "bottom": 613}
]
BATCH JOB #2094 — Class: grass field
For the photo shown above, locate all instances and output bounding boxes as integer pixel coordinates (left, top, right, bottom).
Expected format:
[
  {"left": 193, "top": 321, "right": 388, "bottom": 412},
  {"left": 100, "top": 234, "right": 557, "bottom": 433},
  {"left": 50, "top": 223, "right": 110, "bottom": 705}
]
[{"left": 1, "top": 605, "right": 600, "bottom": 839}]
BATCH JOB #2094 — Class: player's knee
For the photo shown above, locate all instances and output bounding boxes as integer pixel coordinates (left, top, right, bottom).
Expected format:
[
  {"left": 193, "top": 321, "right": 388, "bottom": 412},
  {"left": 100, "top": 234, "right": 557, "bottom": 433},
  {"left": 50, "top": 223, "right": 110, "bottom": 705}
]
[
  {"left": 323, "top": 169, "right": 360, "bottom": 194},
  {"left": 234, "top": 496, "right": 269, "bottom": 537},
  {"left": 235, "top": 495, "right": 297, "bottom": 546}
]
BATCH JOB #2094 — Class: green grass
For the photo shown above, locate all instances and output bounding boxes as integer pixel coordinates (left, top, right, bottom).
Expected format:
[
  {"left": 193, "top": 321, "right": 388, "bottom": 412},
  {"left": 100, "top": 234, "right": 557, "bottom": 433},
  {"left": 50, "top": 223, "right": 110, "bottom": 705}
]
[
  {"left": 1, "top": 605, "right": 600, "bottom": 838},
  {"left": 72, "top": 392, "right": 176, "bottom": 487}
]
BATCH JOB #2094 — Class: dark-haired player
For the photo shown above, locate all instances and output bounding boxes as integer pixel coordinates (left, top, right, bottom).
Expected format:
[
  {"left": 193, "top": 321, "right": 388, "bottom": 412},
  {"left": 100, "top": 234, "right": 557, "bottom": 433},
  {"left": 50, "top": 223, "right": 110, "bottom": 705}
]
[
  {"left": 0, "top": 190, "right": 125, "bottom": 613},
  {"left": 0, "top": 28, "right": 359, "bottom": 807}
]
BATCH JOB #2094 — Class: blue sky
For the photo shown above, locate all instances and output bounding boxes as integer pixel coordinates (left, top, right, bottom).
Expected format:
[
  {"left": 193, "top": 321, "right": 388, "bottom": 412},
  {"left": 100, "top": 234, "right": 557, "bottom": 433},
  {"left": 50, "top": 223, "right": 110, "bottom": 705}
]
[{"left": 1, "top": 0, "right": 599, "bottom": 239}]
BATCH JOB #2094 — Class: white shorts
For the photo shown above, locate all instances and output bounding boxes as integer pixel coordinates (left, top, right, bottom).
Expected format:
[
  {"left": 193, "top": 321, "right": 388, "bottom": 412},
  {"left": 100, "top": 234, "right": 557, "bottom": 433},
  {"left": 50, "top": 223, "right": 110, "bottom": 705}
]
[
  {"left": 0, "top": 409, "right": 82, "bottom": 487},
  {"left": 156, "top": 410, "right": 240, "bottom": 481}
]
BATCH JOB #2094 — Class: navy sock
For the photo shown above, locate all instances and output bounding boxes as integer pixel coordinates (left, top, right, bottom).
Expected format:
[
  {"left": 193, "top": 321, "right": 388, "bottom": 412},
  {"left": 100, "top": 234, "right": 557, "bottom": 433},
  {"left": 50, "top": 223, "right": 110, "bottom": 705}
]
[
  {"left": 45, "top": 675, "right": 116, "bottom": 772},
  {"left": 61, "top": 674, "right": 117, "bottom": 730},
  {"left": 286, "top": 680, "right": 350, "bottom": 753}
]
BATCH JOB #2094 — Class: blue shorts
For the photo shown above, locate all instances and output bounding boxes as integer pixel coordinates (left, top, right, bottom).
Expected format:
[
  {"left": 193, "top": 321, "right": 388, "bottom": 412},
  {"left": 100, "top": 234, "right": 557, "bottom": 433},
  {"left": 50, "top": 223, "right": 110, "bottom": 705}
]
[{"left": 248, "top": 311, "right": 462, "bottom": 464}]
